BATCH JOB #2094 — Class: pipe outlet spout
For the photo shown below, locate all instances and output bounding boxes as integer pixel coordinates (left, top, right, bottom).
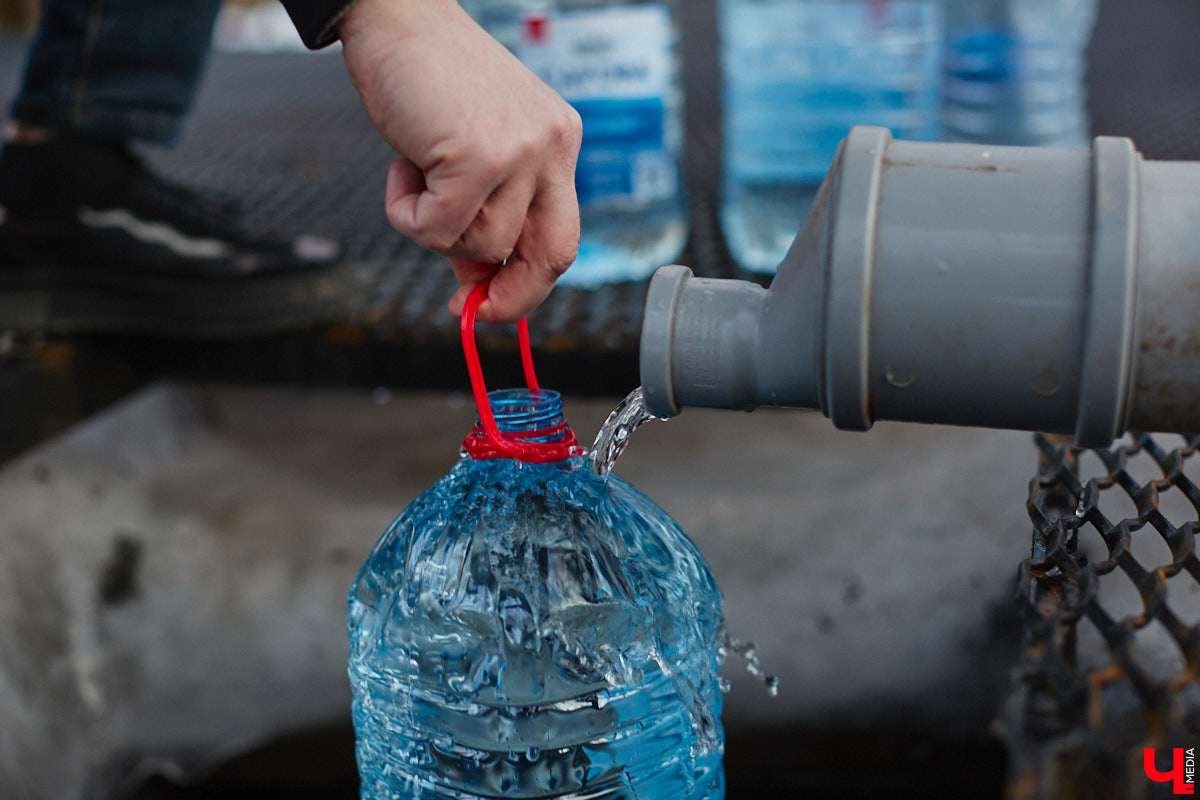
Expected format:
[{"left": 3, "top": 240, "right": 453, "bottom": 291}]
[{"left": 640, "top": 126, "right": 1200, "bottom": 446}]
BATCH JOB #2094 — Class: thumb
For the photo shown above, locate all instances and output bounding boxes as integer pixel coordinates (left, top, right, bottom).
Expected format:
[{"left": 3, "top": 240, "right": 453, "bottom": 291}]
[{"left": 383, "top": 157, "right": 426, "bottom": 234}]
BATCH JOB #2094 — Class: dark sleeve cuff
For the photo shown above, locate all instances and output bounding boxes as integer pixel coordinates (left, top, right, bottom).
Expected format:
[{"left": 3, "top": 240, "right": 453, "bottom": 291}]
[{"left": 280, "top": 0, "right": 359, "bottom": 49}]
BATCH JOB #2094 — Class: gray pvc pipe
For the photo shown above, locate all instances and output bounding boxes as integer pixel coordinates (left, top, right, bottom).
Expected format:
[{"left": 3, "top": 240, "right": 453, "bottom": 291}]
[{"left": 640, "top": 126, "right": 1200, "bottom": 446}]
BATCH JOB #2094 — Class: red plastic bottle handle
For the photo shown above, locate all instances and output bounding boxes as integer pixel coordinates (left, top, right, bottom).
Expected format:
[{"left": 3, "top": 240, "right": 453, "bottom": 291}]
[{"left": 460, "top": 281, "right": 581, "bottom": 463}]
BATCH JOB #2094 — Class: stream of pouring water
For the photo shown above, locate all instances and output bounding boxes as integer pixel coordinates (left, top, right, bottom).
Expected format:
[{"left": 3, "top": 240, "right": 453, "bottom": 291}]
[
  {"left": 586, "top": 387, "right": 780, "bottom": 697},
  {"left": 587, "top": 386, "right": 661, "bottom": 477}
]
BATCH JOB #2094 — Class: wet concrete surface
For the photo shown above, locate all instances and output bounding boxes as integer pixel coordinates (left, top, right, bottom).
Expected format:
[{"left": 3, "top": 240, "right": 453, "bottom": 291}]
[{"left": 1, "top": 383, "right": 1028, "bottom": 798}]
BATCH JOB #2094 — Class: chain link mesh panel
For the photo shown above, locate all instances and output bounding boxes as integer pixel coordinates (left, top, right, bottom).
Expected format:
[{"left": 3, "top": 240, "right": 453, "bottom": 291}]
[{"left": 1000, "top": 434, "right": 1200, "bottom": 799}]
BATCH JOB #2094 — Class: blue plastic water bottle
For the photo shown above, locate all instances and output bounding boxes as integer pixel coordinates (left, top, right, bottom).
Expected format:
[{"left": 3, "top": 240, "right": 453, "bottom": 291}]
[
  {"left": 465, "top": 0, "right": 688, "bottom": 287},
  {"left": 348, "top": 290, "right": 724, "bottom": 799},
  {"left": 719, "top": 0, "right": 942, "bottom": 274},
  {"left": 942, "top": 0, "right": 1098, "bottom": 147}
]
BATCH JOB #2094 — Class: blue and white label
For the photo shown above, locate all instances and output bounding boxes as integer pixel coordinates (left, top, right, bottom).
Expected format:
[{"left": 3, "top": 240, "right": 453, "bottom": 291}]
[{"left": 508, "top": 5, "right": 678, "bottom": 206}]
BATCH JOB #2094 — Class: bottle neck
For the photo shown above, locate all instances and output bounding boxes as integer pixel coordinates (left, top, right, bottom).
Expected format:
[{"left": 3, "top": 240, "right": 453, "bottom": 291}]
[
  {"left": 463, "top": 388, "right": 578, "bottom": 462},
  {"left": 487, "top": 389, "right": 567, "bottom": 439}
]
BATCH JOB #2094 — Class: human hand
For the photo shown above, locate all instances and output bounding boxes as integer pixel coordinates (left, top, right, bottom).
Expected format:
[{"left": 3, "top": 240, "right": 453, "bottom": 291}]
[{"left": 339, "top": 0, "right": 582, "bottom": 323}]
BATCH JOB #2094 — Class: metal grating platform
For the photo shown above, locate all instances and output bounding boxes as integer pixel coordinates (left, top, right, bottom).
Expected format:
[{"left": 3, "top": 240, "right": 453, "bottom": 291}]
[
  {"left": 1, "top": 0, "right": 1200, "bottom": 443},
  {"left": 0, "top": 0, "right": 735, "bottom": 443},
  {"left": 0, "top": 2, "right": 1196, "bottom": 398}
]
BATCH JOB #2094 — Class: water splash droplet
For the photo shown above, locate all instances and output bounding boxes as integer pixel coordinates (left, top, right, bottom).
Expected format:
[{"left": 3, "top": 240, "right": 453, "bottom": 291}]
[
  {"left": 720, "top": 624, "right": 779, "bottom": 697},
  {"left": 884, "top": 365, "right": 916, "bottom": 389}
]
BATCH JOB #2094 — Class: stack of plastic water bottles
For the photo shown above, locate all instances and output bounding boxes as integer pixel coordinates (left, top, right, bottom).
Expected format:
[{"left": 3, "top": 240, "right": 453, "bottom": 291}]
[
  {"left": 461, "top": 0, "right": 1098, "bottom": 278},
  {"left": 721, "top": 0, "right": 1098, "bottom": 274}
]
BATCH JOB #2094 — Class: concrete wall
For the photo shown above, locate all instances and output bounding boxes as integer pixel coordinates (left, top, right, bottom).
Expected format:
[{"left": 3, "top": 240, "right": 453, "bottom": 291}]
[{"left": 0, "top": 383, "right": 1036, "bottom": 798}]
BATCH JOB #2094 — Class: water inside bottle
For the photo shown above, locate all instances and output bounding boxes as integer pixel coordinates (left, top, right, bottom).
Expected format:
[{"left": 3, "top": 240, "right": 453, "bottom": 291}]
[
  {"left": 588, "top": 389, "right": 780, "bottom": 699},
  {"left": 349, "top": 389, "right": 725, "bottom": 799},
  {"left": 589, "top": 389, "right": 780, "bottom": 695}
]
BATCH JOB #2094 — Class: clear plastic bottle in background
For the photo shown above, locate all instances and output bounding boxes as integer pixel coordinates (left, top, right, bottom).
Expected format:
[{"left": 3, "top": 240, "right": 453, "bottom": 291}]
[
  {"left": 466, "top": 0, "right": 687, "bottom": 287},
  {"left": 941, "top": 0, "right": 1098, "bottom": 147},
  {"left": 348, "top": 388, "right": 725, "bottom": 800},
  {"left": 719, "top": 0, "right": 942, "bottom": 275}
]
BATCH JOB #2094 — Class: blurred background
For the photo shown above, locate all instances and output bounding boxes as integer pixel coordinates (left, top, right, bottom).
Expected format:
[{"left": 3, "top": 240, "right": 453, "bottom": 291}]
[{"left": 1, "top": 1, "right": 1198, "bottom": 798}]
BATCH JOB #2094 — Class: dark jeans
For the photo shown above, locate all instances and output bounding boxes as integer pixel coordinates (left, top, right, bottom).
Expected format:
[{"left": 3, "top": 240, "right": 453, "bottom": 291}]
[{"left": 10, "top": 0, "right": 222, "bottom": 144}]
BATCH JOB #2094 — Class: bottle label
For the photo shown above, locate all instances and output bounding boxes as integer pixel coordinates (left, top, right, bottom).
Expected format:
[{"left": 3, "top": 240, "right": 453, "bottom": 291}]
[{"left": 505, "top": 5, "right": 678, "bottom": 207}]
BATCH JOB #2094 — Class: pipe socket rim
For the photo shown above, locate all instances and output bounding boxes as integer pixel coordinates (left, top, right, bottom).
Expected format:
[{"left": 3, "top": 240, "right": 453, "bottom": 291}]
[
  {"left": 640, "top": 265, "right": 692, "bottom": 418},
  {"left": 824, "top": 126, "right": 892, "bottom": 431},
  {"left": 1074, "top": 136, "right": 1141, "bottom": 448}
]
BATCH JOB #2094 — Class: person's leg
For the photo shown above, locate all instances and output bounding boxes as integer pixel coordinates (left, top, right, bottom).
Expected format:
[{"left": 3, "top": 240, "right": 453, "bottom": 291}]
[
  {"left": 0, "top": 1, "right": 356, "bottom": 337},
  {"left": 10, "top": 0, "right": 222, "bottom": 144}
]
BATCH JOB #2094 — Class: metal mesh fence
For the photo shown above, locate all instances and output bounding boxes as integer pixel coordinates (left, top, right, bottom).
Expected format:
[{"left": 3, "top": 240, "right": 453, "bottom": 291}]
[{"left": 1000, "top": 433, "right": 1200, "bottom": 799}]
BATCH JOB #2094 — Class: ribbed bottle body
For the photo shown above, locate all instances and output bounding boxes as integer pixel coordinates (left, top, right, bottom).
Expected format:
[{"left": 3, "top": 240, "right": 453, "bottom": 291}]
[
  {"left": 349, "top": 390, "right": 725, "bottom": 799},
  {"left": 941, "top": 0, "right": 1098, "bottom": 147}
]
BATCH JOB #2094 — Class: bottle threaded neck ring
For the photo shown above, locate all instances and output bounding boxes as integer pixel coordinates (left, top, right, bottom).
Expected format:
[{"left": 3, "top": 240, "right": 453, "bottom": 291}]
[
  {"left": 486, "top": 389, "right": 566, "bottom": 439},
  {"left": 464, "top": 388, "right": 580, "bottom": 460}
]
